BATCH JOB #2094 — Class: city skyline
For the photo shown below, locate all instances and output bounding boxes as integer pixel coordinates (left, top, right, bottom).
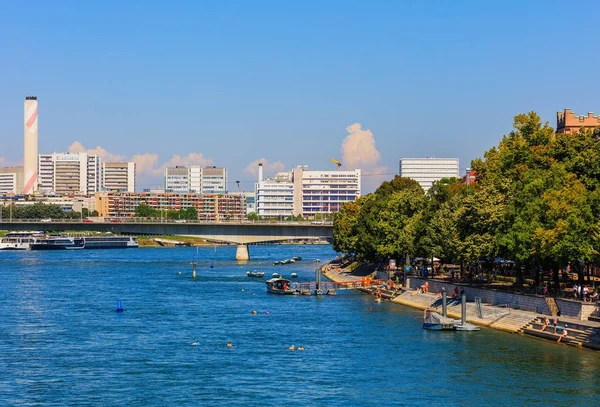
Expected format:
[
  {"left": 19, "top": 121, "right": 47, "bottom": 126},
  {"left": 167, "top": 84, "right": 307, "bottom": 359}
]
[{"left": 1, "top": 1, "right": 600, "bottom": 192}]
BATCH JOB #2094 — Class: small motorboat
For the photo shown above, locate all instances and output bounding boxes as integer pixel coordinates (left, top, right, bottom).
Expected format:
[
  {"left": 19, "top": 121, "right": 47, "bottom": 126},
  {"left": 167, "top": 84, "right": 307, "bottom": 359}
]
[
  {"left": 290, "top": 273, "right": 298, "bottom": 278},
  {"left": 423, "top": 309, "right": 457, "bottom": 331},
  {"left": 266, "top": 278, "right": 298, "bottom": 295},
  {"left": 246, "top": 271, "right": 265, "bottom": 278},
  {"left": 292, "top": 256, "right": 302, "bottom": 261},
  {"left": 272, "top": 272, "right": 280, "bottom": 278}
]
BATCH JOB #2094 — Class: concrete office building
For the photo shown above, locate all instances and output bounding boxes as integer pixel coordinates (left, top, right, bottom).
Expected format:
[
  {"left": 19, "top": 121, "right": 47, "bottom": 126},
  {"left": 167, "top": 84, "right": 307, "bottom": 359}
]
[
  {"left": 255, "top": 164, "right": 361, "bottom": 219},
  {"left": 294, "top": 166, "right": 361, "bottom": 218},
  {"left": 399, "top": 158, "right": 459, "bottom": 192},
  {"left": 103, "top": 162, "right": 136, "bottom": 192},
  {"left": 0, "top": 167, "right": 24, "bottom": 195},
  {"left": 256, "top": 171, "right": 294, "bottom": 218},
  {"left": 38, "top": 152, "right": 102, "bottom": 195},
  {"left": 165, "top": 166, "right": 227, "bottom": 194},
  {"left": 23, "top": 96, "right": 39, "bottom": 194}
]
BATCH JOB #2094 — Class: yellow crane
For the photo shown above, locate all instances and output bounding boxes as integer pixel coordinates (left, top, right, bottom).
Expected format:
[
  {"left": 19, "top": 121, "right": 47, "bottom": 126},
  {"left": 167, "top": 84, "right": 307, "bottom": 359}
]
[{"left": 330, "top": 158, "right": 342, "bottom": 170}]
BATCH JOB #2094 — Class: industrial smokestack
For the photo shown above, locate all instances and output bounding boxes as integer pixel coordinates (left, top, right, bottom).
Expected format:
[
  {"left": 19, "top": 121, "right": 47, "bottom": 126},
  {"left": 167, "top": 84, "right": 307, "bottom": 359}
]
[
  {"left": 23, "top": 96, "right": 39, "bottom": 194},
  {"left": 258, "top": 162, "right": 263, "bottom": 182}
]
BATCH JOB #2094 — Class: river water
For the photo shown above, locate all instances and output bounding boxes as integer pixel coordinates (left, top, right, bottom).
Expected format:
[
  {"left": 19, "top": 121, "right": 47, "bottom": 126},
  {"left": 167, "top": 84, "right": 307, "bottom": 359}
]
[{"left": 0, "top": 244, "right": 598, "bottom": 406}]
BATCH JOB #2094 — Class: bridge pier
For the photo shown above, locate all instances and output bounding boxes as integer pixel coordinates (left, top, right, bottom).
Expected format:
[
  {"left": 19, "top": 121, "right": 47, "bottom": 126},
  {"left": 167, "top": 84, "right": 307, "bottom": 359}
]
[{"left": 236, "top": 244, "right": 249, "bottom": 261}]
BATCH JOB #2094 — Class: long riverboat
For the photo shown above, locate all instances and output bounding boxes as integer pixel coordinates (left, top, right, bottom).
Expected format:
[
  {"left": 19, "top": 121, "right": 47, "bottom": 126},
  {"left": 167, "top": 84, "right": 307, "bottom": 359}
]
[{"left": 30, "top": 235, "right": 138, "bottom": 250}]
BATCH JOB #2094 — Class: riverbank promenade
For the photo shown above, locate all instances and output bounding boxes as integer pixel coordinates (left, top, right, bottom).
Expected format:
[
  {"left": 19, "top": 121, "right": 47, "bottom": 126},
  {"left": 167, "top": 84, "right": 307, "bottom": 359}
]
[{"left": 323, "top": 264, "right": 600, "bottom": 351}]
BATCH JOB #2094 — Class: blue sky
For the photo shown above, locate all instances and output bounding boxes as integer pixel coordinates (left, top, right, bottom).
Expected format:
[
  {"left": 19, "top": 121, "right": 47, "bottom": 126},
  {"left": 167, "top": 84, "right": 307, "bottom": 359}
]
[{"left": 1, "top": 0, "right": 599, "bottom": 192}]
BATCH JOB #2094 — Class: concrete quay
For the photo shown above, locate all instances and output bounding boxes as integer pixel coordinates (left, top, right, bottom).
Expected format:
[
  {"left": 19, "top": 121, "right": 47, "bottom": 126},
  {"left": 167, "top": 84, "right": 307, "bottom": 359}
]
[{"left": 322, "top": 265, "right": 600, "bottom": 350}]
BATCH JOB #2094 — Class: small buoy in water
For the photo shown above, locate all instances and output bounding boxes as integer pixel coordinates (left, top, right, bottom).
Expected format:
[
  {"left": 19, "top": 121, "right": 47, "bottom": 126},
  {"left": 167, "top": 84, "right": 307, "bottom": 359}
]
[
  {"left": 178, "top": 271, "right": 182, "bottom": 275},
  {"left": 252, "top": 310, "right": 257, "bottom": 315},
  {"left": 116, "top": 301, "right": 124, "bottom": 312},
  {"left": 210, "top": 261, "right": 214, "bottom": 269},
  {"left": 227, "top": 342, "right": 233, "bottom": 348},
  {"left": 241, "top": 288, "right": 245, "bottom": 292},
  {"left": 265, "top": 311, "right": 270, "bottom": 315},
  {"left": 191, "top": 340, "right": 199, "bottom": 346}
]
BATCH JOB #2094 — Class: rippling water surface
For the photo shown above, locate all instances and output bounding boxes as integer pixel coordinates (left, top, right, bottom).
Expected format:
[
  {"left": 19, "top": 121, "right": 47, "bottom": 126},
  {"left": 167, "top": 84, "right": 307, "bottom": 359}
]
[{"left": 0, "top": 245, "right": 599, "bottom": 406}]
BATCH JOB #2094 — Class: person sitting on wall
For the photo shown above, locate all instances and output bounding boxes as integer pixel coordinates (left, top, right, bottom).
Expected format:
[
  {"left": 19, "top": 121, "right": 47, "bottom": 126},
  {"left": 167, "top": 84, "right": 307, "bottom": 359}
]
[
  {"left": 452, "top": 287, "right": 459, "bottom": 299},
  {"left": 540, "top": 317, "right": 550, "bottom": 331}
]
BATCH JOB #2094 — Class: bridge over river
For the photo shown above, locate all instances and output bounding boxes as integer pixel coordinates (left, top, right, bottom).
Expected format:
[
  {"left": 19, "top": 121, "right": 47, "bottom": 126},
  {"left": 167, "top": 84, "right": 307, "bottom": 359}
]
[{"left": 0, "top": 219, "right": 333, "bottom": 260}]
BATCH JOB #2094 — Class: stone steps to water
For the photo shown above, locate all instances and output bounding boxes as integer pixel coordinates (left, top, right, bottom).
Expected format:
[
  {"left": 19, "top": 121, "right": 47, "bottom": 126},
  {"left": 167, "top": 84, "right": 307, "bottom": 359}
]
[{"left": 522, "top": 328, "right": 583, "bottom": 347}]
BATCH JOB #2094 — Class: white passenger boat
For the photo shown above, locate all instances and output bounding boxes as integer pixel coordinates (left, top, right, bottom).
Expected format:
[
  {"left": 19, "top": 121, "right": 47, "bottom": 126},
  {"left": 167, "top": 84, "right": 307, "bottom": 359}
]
[{"left": 0, "top": 231, "right": 44, "bottom": 250}]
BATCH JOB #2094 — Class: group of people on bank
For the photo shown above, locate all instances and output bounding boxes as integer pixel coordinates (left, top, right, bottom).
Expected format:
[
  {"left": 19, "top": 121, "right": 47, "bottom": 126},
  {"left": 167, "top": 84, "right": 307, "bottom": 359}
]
[{"left": 540, "top": 317, "right": 568, "bottom": 342}]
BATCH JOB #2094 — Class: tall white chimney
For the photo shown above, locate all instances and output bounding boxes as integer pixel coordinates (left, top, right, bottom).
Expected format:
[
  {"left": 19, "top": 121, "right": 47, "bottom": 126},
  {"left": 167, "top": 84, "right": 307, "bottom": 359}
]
[
  {"left": 23, "top": 96, "right": 39, "bottom": 194},
  {"left": 258, "top": 162, "right": 263, "bottom": 182}
]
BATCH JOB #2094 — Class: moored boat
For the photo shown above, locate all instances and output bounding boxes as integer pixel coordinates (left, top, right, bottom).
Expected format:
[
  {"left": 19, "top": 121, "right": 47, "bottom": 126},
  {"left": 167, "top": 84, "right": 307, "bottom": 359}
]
[
  {"left": 0, "top": 231, "right": 44, "bottom": 250},
  {"left": 266, "top": 278, "right": 298, "bottom": 295},
  {"left": 30, "top": 235, "right": 138, "bottom": 250},
  {"left": 423, "top": 309, "right": 457, "bottom": 331},
  {"left": 30, "top": 236, "right": 84, "bottom": 250},
  {"left": 246, "top": 270, "right": 265, "bottom": 278}
]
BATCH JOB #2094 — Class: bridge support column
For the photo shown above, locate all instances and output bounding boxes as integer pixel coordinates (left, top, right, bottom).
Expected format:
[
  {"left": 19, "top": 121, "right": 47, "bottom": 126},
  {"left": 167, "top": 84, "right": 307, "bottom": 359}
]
[{"left": 236, "top": 244, "right": 249, "bottom": 261}]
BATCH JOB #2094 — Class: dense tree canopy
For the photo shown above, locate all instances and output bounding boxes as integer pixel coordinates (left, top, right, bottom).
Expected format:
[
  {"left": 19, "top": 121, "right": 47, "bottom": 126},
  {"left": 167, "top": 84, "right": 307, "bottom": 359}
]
[{"left": 334, "top": 111, "right": 600, "bottom": 286}]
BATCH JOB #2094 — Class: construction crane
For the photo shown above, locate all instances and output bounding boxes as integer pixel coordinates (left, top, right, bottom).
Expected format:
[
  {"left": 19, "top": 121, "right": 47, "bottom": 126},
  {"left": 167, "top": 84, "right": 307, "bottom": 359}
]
[{"left": 330, "top": 158, "right": 342, "bottom": 171}]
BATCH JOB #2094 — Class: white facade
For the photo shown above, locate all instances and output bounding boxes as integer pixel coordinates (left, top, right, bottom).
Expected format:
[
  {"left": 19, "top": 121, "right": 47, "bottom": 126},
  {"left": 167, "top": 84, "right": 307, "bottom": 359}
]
[
  {"left": 399, "top": 158, "right": 459, "bottom": 192},
  {"left": 256, "top": 172, "right": 294, "bottom": 218},
  {"left": 103, "top": 162, "right": 135, "bottom": 192},
  {"left": 0, "top": 167, "right": 24, "bottom": 195},
  {"left": 255, "top": 165, "right": 361, "bottom": 219},
  {"left": 38, "top": 152, "right": 102, "bottom": 195},
  {"left": 297, "top": 167, "right": 361, "bottom": 217},
  {"left": 165, "top": 166, "right": 227, "bottom": 194}
]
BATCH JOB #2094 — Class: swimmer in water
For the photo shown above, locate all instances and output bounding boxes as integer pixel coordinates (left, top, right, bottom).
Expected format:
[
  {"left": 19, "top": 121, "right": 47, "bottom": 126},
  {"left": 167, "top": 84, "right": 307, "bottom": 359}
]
[
  {"left": 191, "top": 340, "right": 199, "bottom": 346},
  {"left": 227, "top": 342, "right": 233, "bottom": 348},
  {"left": 252, "top": 310, "right": 257, "bottom": 315},
  {"left": 297, "top": 346, "right": 304, "bottom": 351},
  {"left": 289, "top": 345, "right": 295, "bottom": 351}
]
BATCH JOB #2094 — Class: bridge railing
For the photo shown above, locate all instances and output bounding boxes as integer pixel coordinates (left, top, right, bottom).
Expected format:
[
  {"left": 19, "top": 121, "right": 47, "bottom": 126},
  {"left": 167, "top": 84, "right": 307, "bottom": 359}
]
[{"left": 0, "top": 218, "right": 333, "bottom": 226}]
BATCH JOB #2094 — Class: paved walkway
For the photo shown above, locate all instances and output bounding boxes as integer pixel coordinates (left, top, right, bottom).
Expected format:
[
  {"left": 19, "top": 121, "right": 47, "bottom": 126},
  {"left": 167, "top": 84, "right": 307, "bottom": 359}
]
[{"left": 322, "top": 263, "right": 600, "bottom": 350}]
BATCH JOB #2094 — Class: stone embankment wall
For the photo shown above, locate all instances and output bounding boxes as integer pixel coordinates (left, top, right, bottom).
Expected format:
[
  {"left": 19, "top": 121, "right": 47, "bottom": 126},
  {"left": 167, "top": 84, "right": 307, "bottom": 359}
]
[{"left": 408, "top": 278, "right": 599, "bottom": 320}]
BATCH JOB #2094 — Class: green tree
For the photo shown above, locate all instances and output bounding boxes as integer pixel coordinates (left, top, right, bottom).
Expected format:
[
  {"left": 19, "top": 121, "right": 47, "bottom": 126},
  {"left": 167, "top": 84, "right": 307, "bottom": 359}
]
[{"left": 135, "top": 203, "right": 156, "bottom": 218}]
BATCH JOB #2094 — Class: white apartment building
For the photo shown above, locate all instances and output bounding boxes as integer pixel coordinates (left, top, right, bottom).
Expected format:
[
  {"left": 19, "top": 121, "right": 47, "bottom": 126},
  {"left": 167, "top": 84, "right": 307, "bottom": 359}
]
[
  {"left": 256, "top": 172, "right": 294, "bottom": 218},
  {"left": 295, "top": 166, "right": 361, "bottom": 217},
  {"left": 255, "top": 164, "right": 361, "bottom": 219},
  {"left": 102, "top": 162, "right": 136, "bottom": 192},
  {"left": 0, "top": 167, "right": 24, "bottom": 195},
  {"left": 38, "top": 152, "right": 102, "bottom": 195},
  {"left": 165, "top": 166, "right": 227, "bottom": 194},
  {"left": 399, "top": 158, "right": 459, "bottom": 192}
]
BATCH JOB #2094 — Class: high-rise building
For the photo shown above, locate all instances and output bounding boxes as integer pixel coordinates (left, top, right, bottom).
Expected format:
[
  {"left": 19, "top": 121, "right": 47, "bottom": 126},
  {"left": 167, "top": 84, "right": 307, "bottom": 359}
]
[
  {"left": 399, "top": 158, "right": 459, "bottom": 192},
  {"left": 23, "top": 96, "right": 38, "bottom": 194},
  {"left": 102, "top": 162, "right": 136, "bottom": 192},
  {"left": 164, "top": 166, "right": 189, "bottom": 193},
  {"left": 295, "top": 166, "right": 361, "bottom": 217},
  {"left": 38, "top": 152, "right": 102, "bottom": 195},
  {"left": 0, "top": 167, "right": 24, "bottom": 195},
  {"left": 556, "top": 109, "right": 600, "bottom": 134},
  {"left": 164, "top": 166, "right": 227, "bottom": 194},
  {"left": 255, "top": 164, "right": 361, "bottom": 219}
]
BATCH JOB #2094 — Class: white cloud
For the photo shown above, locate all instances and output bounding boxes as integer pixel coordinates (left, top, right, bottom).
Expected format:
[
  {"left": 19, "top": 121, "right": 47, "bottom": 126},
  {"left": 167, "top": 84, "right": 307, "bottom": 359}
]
[
  {"left": 68, "top": 141, "right": 126, "bottom": 162},
  {"left": 244, "top": 158, "right": 286, "bottom": 177},
  {"left": 341, "top": 123, "right": 382, "bottom": 169},
  {"left": 340, "top": 123, "right": 389, "bottom": 191},
  {"left": 66, "top": 141, "right": 215, "bottom": 180}
]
